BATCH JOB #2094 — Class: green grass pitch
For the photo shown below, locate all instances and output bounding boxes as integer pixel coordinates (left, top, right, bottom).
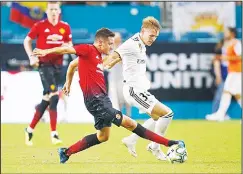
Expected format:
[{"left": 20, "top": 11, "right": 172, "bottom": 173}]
[{"left": 1, "top": 120, "right": 241, "bottom": 173}]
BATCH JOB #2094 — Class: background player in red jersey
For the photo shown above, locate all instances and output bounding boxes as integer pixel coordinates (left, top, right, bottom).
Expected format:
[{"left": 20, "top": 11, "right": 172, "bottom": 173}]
[
  {"left": 23, "top": 2, "right": 73, "bottom": 146},
  {"left": 33, "top": 28, "right": 185, "bottom": 164}
]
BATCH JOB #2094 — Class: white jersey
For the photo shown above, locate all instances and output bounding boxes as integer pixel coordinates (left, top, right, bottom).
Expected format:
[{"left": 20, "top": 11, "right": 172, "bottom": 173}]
[{"left": 116, "top": 33, "right": 150, "bottom": 90}]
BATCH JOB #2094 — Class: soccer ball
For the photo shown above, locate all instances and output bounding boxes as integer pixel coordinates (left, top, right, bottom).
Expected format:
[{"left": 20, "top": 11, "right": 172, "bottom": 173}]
[{"left": 167, "top": 144, "right": 188, "bottom": 164}]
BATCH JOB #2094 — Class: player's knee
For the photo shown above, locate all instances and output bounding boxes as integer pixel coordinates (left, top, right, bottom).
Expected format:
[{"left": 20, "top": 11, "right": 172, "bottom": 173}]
[
  {"left": 49, "top": 94, "right": 59, "bottom": 110},
  {"left": 97, "top": 134, "right": 109, "bottom": 142},
  {"left": 121, "top": 115, "right": 137, "bottom": 131}
]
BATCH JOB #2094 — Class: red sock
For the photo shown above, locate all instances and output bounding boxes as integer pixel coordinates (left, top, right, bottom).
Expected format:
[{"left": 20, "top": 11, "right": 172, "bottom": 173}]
[
  {"left": 144, "top": 129, "right": 169, "bottom": 146},
  {"left": 29, "top": 100, "right": 49, "bottom": 129},
  {"left": 66, "top": 133, "right": 101, "bottom": 156},
  {"left": 49, "top": 110, "right": 57, "bottom": 131},
  {"left": 132, "top": 123, "right": 169, "bottom": 146},
  {"left": 29, "top": 110, "right": 42, "bottom": 129}
]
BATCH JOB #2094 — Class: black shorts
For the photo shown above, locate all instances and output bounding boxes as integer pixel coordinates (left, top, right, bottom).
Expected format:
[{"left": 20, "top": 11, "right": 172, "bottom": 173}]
[
  {"left": 84, "top": 94, "right": 123, "bottom": 130},
  {"left": 38, "top": 64, "right": 62, "bottom": 95}
]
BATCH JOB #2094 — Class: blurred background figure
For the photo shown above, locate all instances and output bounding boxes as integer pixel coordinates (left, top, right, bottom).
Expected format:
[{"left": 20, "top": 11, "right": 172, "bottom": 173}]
[
  {"left": 108, "top": 32, "right": 132, "bottom": 117},
  {"left": 206, "top": 27, "right": 242, "bottom": 122},
  {"left": 206, "top": 38, "right": 230, "bottom": 120}
]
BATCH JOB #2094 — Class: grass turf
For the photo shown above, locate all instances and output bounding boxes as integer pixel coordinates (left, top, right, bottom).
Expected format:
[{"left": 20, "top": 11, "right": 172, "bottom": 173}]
[{"left": 1, "top": 120, "right": 241, "bottom": 173}]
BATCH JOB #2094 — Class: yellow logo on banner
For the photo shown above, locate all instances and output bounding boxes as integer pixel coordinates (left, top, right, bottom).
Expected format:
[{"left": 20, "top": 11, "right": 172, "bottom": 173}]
[{"left": 59, "top": 28, "right": 65, "bottom": 34}]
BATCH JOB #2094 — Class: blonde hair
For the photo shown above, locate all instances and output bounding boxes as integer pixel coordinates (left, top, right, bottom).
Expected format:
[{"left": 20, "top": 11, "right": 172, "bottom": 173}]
[
  {"left": 47, "top": 1, "right": 61, "bottom": 6},
  {"left": 141, "top": 16, "right": 161, "bottom": 31}
]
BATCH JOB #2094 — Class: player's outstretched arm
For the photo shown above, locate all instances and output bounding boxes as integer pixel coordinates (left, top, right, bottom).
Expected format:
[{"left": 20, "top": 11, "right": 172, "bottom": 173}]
[
  {"left": 32, "top": 46, "right": 76, "bottom": 57},
  {"left": 103, "top": 51, "right": 122, "bottom": 69},
  {"left": 62, "top": 58, "right": 78, "bottom": 96}
]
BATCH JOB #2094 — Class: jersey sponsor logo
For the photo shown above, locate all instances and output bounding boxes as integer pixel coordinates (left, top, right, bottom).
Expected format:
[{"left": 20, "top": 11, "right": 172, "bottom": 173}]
[
  {"left": 59, "top": 28, "right": 65, "bottom": 34},
  {"left": 47, "top": 34, "right": 63, "bottom": 41},
  {"left": 46, "top": 34, "right": 64, "bottom": 44},
  {"left": 46, "top": 41, "right": 64, "bottom": 44},
  {"left": 137, "top": 59, "right": 145, "bottom": 64}
]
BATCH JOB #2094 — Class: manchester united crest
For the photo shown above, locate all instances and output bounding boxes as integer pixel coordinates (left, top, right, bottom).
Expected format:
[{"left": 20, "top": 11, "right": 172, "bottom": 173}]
[{"left": 59, "top": 28, "right": 65, "bottom": 34}]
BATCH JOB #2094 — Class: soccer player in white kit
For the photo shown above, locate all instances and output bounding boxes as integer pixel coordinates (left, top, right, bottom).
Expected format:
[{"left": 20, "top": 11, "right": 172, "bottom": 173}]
[{"left": 103, "top": 16, "right": 174, "bottom": 160}]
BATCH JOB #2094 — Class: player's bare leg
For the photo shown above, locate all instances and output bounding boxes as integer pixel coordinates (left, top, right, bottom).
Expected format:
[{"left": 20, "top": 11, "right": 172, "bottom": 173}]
[
  {"left": 49, "top": 91, "right": 62, "bottom": 145},
  {"left": 25, "top": 94, "right": 50, "bottom": 146}
]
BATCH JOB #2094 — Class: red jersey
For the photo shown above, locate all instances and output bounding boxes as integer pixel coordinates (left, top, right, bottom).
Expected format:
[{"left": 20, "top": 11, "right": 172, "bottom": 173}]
[
  {"left": 28, "top": 19, "right": 72, "bottom": 65},
  {"left": 74, "top": 44, "right": 106, "bottom": 99}
]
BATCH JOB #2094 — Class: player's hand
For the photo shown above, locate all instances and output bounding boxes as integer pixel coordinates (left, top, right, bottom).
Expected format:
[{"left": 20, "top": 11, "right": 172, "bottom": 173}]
[
  {"left": 103, "top": 56, "right": 120, "bottom": 69},
  {"left": 29, "top": 55, "right": 39, "bottom": 68},
  {"left": 215, "top": 76, "right": 222, "bottom": 86},
  {"left": 33, "top": 48, "right": 48, "bottom": 57},
  {"left": 62, "top": 82, "right": 71, "bottom": 96}
]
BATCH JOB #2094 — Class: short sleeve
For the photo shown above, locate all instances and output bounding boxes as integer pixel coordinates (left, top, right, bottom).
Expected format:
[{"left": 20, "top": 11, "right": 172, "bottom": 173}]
[
  {"left": 73, "top": 44, "right": 90, "bottom": 57},
  {"left": 234, "top": 41, "right": 242, "bottom": 56},
  {"left": 115, "top": 40, "right": 136, "bottom": 59},
  {"left": 27, "top": 22, "right": 39, "bottom": 39},
  {"left": 64, "top": 24, "right": 72, "bottom": 42}
]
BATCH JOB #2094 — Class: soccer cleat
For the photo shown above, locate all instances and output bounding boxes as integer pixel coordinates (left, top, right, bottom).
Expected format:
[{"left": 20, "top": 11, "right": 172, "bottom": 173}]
[
  {"left": 25, "top": 128, "right": 33, "bottom": 146},
  {"left": 177, "top": 140, "right": 186, "bottom": 148},
  {"left": 52, "top": 134, "right": 62, "bottom": 145},
  {"left": 146, "top": 143, "right": 167, "bottom": 161},
  {"left": 224, "top": 115, "right": 231, "bottom": 121},
  {"left": 122, "top": 137, "right": 137, "bottom": 157},
  {"left": 205, "top": 113, "right": 224, "bottom": 122},
  {"left": 58, "top": 148, "right": 69, "bottom": 164}
]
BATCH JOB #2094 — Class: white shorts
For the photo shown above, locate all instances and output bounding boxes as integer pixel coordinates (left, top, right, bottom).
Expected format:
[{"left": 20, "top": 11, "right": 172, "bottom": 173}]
[
  {"left": 224, "top": 72, "right": 242, "bottom": 95},
  {"left": 123, "top": 85, "right": 158, "bottom": 114}
]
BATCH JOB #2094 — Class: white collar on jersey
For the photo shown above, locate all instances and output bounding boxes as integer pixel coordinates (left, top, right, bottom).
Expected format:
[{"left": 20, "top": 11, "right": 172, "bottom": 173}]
[{"left": 132, "top": 33, "right": 146, "bottom": 50}]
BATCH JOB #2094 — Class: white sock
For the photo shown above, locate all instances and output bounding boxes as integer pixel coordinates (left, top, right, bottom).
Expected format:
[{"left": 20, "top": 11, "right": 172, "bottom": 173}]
[
  {"left": 27, "top": 126, "right": 33, "bottom": 133},
  {"left": 126, "top": 118, "right": 155, "bottom": 144},
  {"left": 51, "top": 131, "right": 58, "bottom": 137},
  {"left": 151, "top": 116, "right": 173, "bottom": 150},
  {"left": 216, "top": 93, "right": 232, "bottom": 117}
]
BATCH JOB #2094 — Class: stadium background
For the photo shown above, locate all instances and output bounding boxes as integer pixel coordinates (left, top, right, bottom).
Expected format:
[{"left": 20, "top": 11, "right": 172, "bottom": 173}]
[
  {"left": 1, "top": 2, "right": 242, "bottom": 122},
  {"left": 1, "top": 2, "right": 242, "bottom": 173}
]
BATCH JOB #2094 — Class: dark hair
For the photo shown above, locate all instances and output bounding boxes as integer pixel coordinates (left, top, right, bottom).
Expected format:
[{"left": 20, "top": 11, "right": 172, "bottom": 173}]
[
  {"left": 95, "top": 28, "right": 115, "bottom": 39},
  {"left": 228, "top": 27, "right": 237, "bottom": 37}
]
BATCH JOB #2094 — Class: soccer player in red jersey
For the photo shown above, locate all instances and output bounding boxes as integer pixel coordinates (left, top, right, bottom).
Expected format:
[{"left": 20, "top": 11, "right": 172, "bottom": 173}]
[
  {"left": 23, "top": 2, "right": 73, "bottom": 146},
  {"left": 33, "top": 28, "right": 184, "bottom": 164}
]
